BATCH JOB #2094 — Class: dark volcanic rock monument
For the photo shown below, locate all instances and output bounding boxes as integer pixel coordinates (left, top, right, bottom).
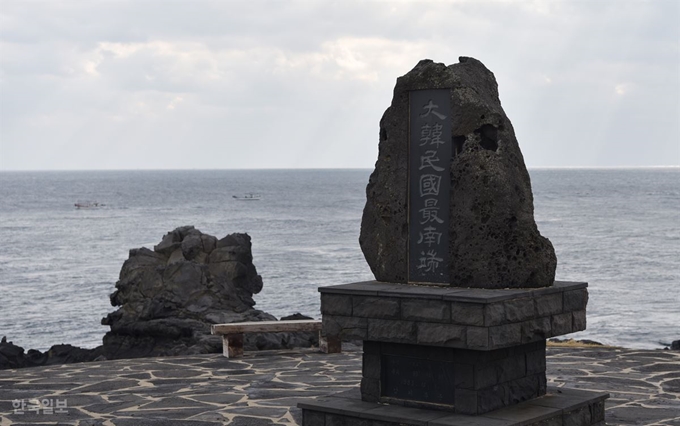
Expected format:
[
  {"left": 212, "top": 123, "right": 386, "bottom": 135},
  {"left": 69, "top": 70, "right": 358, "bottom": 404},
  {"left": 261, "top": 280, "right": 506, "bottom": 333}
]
[
  {"left": 304, "top": 58, "right": 606, "bottom": 424},
  {"left": 360, "top": 57, "right": 556, "bottom": 288}
]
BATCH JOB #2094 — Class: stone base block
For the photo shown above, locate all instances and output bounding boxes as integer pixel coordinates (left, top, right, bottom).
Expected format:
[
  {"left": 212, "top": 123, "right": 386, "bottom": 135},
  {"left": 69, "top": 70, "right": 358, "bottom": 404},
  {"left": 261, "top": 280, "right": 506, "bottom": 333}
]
[
  {"left": 320, "top": 281, "right": 588, "bottom": 350},
  {"left": 362, "top": 340, "right": 547, "bottom": 414},
  {"left": 298, "top": 386, "right": 608, "bottom": 426}
]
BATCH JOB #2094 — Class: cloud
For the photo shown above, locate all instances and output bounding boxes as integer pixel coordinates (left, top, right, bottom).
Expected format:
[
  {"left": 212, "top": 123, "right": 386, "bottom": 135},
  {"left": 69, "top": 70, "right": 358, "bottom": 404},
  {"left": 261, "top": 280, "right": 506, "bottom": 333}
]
[
  {"left": 614, "top": 84, "right": 629, "bottom": 96},
  {"left": 0, "top": 0, "right": 678, "bottom": 170},
  {"left": 167, "top": 96, "right": 184, "bottom": 110}
]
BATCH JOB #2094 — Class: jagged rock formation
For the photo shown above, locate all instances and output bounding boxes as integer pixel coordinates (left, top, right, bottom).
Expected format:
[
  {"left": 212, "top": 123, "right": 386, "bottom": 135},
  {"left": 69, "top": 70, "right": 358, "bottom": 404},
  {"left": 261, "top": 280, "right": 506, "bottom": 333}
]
[
  {"left": 0, "top": 336, "right": 104, "bottom": 369},
  {"left": 359, "top": 57, "right": 557, "bottom": 288},
  {"left": 101, "top": 226, "right": 316, "bottom": 358},
  {"left": 1, "top": 226, "right": 317, "bottom": 370}
]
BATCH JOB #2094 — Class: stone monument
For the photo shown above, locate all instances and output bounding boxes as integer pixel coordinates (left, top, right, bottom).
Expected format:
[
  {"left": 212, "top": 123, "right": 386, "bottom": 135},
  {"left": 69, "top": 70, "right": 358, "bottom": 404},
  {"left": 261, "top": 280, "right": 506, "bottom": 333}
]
[{"left": 299, "top": 58, "right": 608, "bottom": 425}]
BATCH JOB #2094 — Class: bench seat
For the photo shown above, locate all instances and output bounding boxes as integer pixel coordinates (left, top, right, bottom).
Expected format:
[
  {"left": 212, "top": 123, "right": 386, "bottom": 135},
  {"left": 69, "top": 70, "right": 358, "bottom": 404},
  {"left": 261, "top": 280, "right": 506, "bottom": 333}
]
[{"left": 210, "top": 319, "right": 340, "bottom": 358}]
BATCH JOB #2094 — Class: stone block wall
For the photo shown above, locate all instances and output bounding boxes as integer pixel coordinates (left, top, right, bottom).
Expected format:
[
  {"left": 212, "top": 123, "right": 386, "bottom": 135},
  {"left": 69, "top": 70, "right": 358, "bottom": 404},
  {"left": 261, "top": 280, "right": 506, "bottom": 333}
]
[
  {"left": 320, "top": 281, "right": 588, "bottom": 351},
  {"left": 361, "top": 340, "right": 547, "bottom": 415}
]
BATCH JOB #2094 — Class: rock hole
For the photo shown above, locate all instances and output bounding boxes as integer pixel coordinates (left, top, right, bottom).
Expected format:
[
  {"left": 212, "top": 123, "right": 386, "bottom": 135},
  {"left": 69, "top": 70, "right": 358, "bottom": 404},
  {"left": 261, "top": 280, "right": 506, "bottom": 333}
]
[
  {"left": 453, "top": 136, "right": 466, "bottom": 157},
  {"left": 474, "top": 124, "right": 499, "bottom": 152},
  {"left": 380, "top": 127, "right": 387, "bottom": 142}
]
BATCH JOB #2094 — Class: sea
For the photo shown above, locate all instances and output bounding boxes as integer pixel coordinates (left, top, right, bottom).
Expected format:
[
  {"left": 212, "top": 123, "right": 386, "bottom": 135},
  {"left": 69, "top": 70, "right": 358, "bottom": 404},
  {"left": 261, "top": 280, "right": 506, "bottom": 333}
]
[{"left": 0, "top": 168, "right": 678, "bottom": 352}]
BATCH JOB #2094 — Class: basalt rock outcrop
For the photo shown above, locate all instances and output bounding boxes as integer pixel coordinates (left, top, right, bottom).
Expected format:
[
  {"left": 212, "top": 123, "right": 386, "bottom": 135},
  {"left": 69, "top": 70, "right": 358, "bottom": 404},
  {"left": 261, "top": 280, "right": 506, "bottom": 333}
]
[
  {"left": 359, "top": 57, "right": 557, "bottom": 288},
  {"left": 1, "top": 226, "right": 317, "bottom": 370},
  {"left": 101, "top": 226, "right": 317, "bottom": 358},
  {"left": 0, "top": 336, "right": 104, "bottom": 370}
]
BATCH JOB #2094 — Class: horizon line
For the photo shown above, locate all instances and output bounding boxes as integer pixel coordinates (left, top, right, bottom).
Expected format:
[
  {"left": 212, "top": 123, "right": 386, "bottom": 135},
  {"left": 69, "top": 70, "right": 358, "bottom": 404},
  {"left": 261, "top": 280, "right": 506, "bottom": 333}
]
[{"left": 1, "top": 165, "right": 679, "bottom": 173}]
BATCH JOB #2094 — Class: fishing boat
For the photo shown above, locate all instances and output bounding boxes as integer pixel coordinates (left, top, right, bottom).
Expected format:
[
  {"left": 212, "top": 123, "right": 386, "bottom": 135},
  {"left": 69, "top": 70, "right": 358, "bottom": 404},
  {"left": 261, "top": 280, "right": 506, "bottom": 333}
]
[
  {"left": 232, "top": 193, "right": 261, "bottom": 201},
  {"left": 74, "top": 200, "right": 101, "bottom": 209}
]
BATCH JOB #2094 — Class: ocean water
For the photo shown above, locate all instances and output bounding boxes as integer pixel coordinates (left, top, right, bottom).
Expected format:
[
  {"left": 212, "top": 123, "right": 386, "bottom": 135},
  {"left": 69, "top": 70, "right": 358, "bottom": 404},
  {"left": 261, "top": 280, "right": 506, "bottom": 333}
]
[{"left": 0, "top": 168, "right": 678, "bottom": 351}]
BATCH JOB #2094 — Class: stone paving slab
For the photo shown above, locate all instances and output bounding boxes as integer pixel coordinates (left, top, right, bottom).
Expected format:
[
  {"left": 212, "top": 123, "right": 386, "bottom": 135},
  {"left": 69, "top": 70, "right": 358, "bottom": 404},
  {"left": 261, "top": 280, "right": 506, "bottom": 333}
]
[{"left": 0, "top": 346, "right": 678, "bottom": 425}]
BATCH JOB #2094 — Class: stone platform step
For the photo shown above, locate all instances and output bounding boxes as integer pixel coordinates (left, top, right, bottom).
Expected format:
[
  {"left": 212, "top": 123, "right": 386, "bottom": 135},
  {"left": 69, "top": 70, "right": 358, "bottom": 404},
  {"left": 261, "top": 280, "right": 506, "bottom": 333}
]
[{"left": 298, "top": 386, "right": 608, "bottom": 426}]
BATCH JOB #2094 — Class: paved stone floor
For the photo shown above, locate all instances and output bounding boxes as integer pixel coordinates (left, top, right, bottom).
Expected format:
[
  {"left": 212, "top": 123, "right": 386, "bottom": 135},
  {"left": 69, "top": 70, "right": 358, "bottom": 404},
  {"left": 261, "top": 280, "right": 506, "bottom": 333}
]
[{"left": 0, "top": 345, "right": 678, "bottom": 426}]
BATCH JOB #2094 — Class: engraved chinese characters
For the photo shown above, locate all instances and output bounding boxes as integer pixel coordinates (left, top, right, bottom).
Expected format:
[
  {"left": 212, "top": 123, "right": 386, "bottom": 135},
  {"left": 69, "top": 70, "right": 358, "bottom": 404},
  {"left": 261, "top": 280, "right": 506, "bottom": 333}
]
[{"left": 409, "top": 90, "right": 452, "bottom": 284}]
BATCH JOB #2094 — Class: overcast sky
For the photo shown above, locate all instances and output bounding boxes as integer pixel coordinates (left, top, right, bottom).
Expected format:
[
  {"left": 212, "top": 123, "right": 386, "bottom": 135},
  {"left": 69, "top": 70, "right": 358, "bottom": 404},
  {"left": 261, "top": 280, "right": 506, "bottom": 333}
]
[{"left": 1, "top": 0, "right": 678, "bottom": 170}]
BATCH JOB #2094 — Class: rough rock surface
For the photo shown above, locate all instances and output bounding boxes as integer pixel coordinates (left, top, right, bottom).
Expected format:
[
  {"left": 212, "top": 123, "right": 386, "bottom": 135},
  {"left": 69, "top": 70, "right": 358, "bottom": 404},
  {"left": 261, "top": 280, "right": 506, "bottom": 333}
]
[
  {"left": 1, "top": 227, "right": 318, "bottom": 370},
  {"left": 360, "top": 57, "right": 557, "bottom": 288},
  {"left": 101, "top": 226, "right": 317, "bottom": 358},
  {"left": 0, "top": 336, "right": 103, "bottom": 370}
]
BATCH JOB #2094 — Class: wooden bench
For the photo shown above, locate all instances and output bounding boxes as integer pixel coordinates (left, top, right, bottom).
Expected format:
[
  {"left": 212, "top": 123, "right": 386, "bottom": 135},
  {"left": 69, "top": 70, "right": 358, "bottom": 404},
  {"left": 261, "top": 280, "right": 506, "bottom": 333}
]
[{"left": 210, "top": 320, "right": 341, "bottom": 358}]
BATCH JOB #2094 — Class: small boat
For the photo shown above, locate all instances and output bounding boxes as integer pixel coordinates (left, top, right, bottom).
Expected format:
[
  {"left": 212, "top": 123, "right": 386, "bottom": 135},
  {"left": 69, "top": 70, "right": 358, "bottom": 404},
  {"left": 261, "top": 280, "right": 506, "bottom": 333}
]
[
  {"left": 232, "top": 193, "right": 261, "bottom": 201},
  {"left": 75, "top": 200, "right": 102, "bottom": 209}
]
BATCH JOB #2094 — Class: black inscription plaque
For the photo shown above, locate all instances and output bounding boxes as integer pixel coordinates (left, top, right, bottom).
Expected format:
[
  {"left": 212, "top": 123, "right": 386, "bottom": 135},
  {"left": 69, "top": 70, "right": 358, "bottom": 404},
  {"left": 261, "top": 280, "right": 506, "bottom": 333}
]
[
  {"left": 408, "top": 89, "right": 452, "bottom": 284},
  {"left": 381, "top": 354, "right": 455, "bottom": 405}
]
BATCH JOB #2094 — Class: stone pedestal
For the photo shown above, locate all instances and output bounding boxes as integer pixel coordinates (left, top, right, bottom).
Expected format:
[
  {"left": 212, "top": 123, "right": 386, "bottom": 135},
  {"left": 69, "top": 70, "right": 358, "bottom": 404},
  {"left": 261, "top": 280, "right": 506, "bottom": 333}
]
[
  {"left": 299, "top": 281, "right": 607, "bottom": 425},
  {"left": 320, "top": 280, "right": 587, "bottom": 415},
  {"left": 363, "top": 340, "right": 547, "bottom": 414},
  {"left": 298, "top": 58, "right": 605, "bottom": 425}
]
